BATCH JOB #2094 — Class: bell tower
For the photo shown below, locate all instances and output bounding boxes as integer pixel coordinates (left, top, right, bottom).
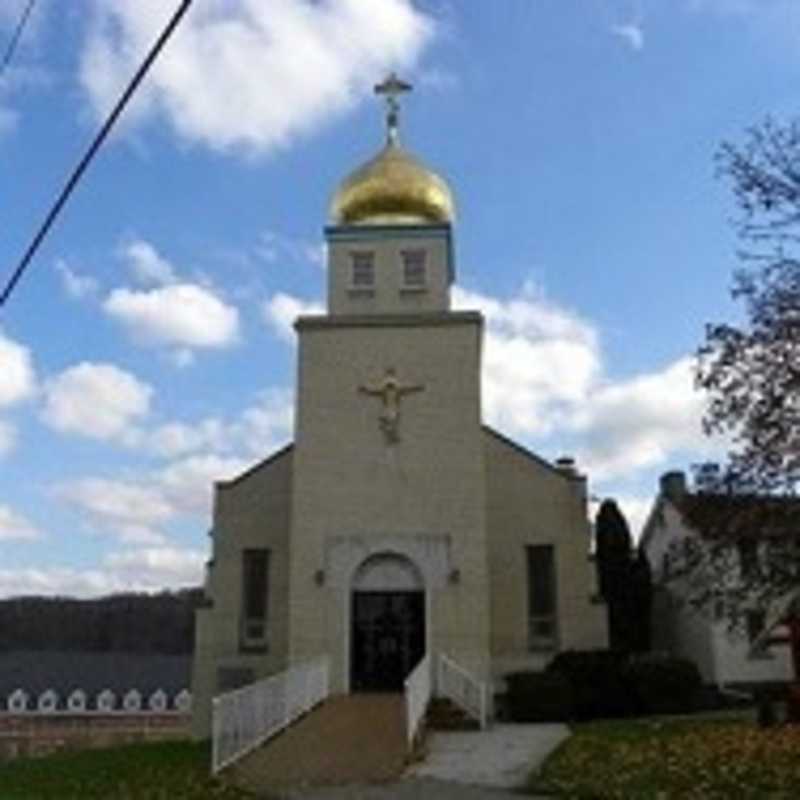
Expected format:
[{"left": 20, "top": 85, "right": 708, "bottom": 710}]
[
  {"left": 326, "top": 74, "right": 455, "bottom": 316},
  {"left": 288, "top": 75, "right": 490, "bottom": 693}
]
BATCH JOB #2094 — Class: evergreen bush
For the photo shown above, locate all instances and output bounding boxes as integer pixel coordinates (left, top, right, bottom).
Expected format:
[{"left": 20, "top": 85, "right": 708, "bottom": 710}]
[
  {"left": 505, "top": 670, "right": 574, "bottom": 722},
  {"left": 546, "top": 649, "right": 633, "bottom": 719}
]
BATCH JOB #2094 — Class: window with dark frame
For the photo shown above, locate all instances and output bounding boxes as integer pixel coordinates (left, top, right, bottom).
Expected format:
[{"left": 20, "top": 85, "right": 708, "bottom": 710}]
[
  {"left": 745, "top": 608, "right": 766, "bottom": 644},
  {"left": 737, "top": 538, "right": 759, "bottom": 581},
  {"left": 401, "top": 249, "right": 427, "bottom": 287},
  {"left": 350, "top": 251, "right": 375, "bottom": 288},
  {"left": 527, "top": 544, "right": 558, "bottom": 650},
  {"left": 240, "top": 548, "right": 270, "bottom": 650}
]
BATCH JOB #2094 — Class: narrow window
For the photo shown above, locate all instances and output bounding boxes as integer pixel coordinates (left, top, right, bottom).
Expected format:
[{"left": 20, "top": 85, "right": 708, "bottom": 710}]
[
  {"left": 241, "top": 549, "right": 269, "bottom": 650},
  {"left": 401, "top": 249, "right": 427, "bottom": 288},
  {"left": 737, "top": 539, "right": 759, "bottom": 581},
  {"left": 745, "top": 609, "right": 765, "bottom": 644},
  {"left": 351, "top": 252, "right": 375, "bottom": 288},
  {"left": 527, "top": 544, "right": 558, "bottom": 650}
]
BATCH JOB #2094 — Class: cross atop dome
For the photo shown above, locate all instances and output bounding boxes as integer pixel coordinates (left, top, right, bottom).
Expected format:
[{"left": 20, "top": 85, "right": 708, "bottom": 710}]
[{"left": 374, "top": 73, "right": 412, "bottom": 145}]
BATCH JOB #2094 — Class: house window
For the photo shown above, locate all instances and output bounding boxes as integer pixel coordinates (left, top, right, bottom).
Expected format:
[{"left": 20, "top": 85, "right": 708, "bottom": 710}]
[
  {"left": 241, "top": 549, "right": 270, "bottom": 650},
  {"left": 401, "top": 249, "right": 427, "bottom": 288},
  {"left": 745, "top": 609, "right": 766, "bottom": 644},
  {"left": 350, "top": 252, "right": 375, "bottom": 288},
  {"left": 527, "top": 544, "right": 558, "bottom": 650},
  {"left": 737, "top": 539, "right": 759, "bottom": 581}
]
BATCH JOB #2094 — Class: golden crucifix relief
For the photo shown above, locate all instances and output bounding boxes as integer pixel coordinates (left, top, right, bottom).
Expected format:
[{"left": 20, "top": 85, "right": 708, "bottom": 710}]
[{"left": 359, "top": 367, "right": 424, "bottom": 444}]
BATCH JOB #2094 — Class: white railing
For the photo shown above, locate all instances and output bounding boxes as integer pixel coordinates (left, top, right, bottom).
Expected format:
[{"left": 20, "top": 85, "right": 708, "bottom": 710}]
[
  {"left": 211, "top": 657, "right": 329, "bottom": 775},
  {"left": 437, "top": 654, "right": 488, "bottom": 729},
  {"left": 404, "top": 653, "right": 431, "bottom": 749}
]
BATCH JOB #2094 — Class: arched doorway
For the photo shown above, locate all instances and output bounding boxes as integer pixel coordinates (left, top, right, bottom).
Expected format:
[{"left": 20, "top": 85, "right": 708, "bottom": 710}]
[{"left": 350, "top": 553, "right": 425, "bottom": 692}]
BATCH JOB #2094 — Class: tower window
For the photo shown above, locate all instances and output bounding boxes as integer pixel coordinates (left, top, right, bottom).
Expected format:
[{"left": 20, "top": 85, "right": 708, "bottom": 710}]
[
  {"left": 527, "top": 544, "right": 558, "bottom": 650},
  {"left": 240, "top": 548, "right": 270, "bottom": 651},
  {"left": 350, "top": 252, "right": 375, "bottom": 288},
  {"left": 401, "top": 249, "right": 427, "bottom": 287}
]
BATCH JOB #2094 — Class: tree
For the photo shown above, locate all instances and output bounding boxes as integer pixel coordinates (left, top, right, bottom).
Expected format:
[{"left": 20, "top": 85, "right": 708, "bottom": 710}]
[
  {"left": 672, "top": 118, "right": 800, "bottom": 669},
  {"left": 595, "top": 499, "right": 652, "bottom": 652},
  {"left": 698, "top": 117, "right": 800, "bottom": 496}
]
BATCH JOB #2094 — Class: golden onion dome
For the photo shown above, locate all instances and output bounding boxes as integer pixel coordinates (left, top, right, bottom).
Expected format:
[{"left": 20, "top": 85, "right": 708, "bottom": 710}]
[
  {"left": 330, "top": 141, "right": 455, "bottom": 226},
  {"left": 329, "top": 73, "right": 455, "bottom": 226}
]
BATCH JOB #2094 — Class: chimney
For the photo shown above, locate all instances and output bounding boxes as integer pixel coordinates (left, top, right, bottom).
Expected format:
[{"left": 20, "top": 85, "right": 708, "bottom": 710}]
[
  {"left": 660, "top": 471, "right": 687, "bottom": 503},
  {"left": 555, "top": 456, "right": 578, "bottom": 477}
]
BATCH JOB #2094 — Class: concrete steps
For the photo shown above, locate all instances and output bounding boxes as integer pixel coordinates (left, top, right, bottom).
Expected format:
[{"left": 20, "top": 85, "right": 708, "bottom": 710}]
[{"left": 426, "top": 697, "right": 480, "bottom": 731}]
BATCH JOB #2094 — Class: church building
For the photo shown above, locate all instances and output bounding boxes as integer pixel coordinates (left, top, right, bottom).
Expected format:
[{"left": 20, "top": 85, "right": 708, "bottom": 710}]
[{"left": 191, "top": 76, "right": 606, "bottom": 737}]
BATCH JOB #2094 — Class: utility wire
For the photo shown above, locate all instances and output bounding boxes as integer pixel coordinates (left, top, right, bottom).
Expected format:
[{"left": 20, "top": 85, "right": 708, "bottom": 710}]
[
  {"left": 0, "top": 0, "right": 193, "bottom": 309},
  {"left": 0, "top": 0, "right": 36, "bottom": 80}
]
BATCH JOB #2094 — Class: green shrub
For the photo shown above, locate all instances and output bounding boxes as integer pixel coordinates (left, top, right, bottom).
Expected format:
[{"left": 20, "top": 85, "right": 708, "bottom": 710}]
[
  {"left": 505, "top": 670, "right": 574, "bottom": 722},
  {"left": 547, "top": 649, "right": 633, "bottom": 720},
  {"left": 626, "top": 653, "right": 702, "bottom": 715}
]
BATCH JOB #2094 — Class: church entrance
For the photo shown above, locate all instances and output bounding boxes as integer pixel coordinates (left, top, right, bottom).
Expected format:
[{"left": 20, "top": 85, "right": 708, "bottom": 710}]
[
  {"left": 351, "top": 591, "right": 425, "bottom": 691},
  {"left": 349, "top": 553, "right": 426, "bottom": 692}
]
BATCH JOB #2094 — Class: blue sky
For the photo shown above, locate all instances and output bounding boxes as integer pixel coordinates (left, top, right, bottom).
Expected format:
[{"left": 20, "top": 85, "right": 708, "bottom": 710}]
[{"left": 0, "top": 0, "right": 796, "bottom": 596}]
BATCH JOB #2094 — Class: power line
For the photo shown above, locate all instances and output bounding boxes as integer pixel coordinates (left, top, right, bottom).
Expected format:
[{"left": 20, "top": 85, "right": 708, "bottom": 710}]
[
  {"left": 0, "top": 0, "right": 36, "bottom": 80},
  {"left": 0, "top": 0, "right": 193, "bottom": 310}
]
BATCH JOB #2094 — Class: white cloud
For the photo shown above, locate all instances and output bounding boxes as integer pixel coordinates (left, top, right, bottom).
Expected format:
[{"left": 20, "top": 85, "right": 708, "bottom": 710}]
[
  {"left": 611, "top": 22, "right": 644, "bottom": 51},
  {"left": 56, "top": 452, "right": 252, "bottom": 547},
  {"left": 452, "top": 282, "right": 717, "bottom": 480},
  {"left": 104, "top": 283, "right": 240, "bottom": 350},
  {"left": 571, "top": 357, "right": 713, "bottom": 480},
  {"left": 0, "top": 421, "right": 15, "bottom": 457},
  {"left": 79, "top": 0, "right": 434, "bottom": 155},
  {"left": 0, "top": 330, "right": 36, "bottom": 408},
  {"left": 122, "top": 239, "right": 177, "bottom": 286},
  {"left": 0, "top": 504, "right": 40, "bottom": 542},
  {"left": 157, "top": 454, "right": 251, "bottom": 517},
  {"left": 0, "top": 546, "right": 206, "bottom": 597},
  {"left": 263, "top": 292, "right": 324, "bottom": 343},
  {"left": 103, "top": 546, "right": 206, "bottom": 587},
  {"left": 454, "top": 284, "right": 601, "bottom": 437},
  {"left": 55, "top": 259, "right": 99, "bottom": 299},
  {"left": 143, "top": 388, "right": 292, "bottom": 460},
  {"left": 41, "top": 362, "right": 152, "bottom": 442},
  {"left": 56, "top": 477, "right": 172, "bottom": 544},
  {"left": 605, "top": 494, "right": 654, "bottom": 541},
  {"left": 257, "top": 231, "right": 327, "bottom": 269}
]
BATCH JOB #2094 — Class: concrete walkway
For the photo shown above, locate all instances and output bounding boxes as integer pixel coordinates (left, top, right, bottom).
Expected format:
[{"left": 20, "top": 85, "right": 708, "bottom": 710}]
[
  {"left": 410, "top": 723, "right": 569, "bottom": 790},
  {"left": 280, "top": 722, "right": 569, "bottom": 799}
]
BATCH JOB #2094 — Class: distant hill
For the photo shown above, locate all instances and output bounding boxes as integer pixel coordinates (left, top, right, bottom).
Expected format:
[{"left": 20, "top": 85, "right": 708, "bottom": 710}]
[{"left": 0, "top": 588, "right": 204, "bottom": 654}]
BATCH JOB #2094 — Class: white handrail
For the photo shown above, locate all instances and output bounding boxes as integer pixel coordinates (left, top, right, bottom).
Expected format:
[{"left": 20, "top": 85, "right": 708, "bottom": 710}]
[
  {"left": 404, "top": 653, "right": 431, "bottom": 749},
  {"left": 437, "top": 654, "right": 488, "bottom": 729},
  {"left": 211, "top": 657, "right": 329, "bottom": 774}
]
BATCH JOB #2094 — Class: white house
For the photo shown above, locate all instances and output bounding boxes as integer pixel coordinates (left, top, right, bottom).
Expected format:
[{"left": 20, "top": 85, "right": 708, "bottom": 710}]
[{"left": 640, "top": 471, "right": 796, "bottom": 688}]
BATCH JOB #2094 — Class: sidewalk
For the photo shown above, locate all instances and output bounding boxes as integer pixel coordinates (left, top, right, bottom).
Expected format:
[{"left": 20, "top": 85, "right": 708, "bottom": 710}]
[{"left": 409, "top": 722, "right": 569, "bottom": 789}]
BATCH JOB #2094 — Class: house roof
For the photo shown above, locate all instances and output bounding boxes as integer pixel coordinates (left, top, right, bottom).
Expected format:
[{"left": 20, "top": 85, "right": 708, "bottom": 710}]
[
  {"left": 677, "top": 492, "right": 800, "bottom": 541},
  {"left": 0, "top": 651, "right": 191, "bottom": 710}
]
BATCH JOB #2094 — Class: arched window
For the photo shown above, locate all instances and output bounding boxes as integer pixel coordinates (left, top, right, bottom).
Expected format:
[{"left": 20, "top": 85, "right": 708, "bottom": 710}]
[
  {"left": 7, "top": 689, "right": 28, "bottom": 713},
  {"left": 174, "top": 689, "right": 192, "bottom": 713},
  {"left": 37, "top": 689, "right": 58, "bottom": 713},
  {"left": 67, "top": 689, "right": 87, "bottom": 712},
  {"left": 123, "top": 689, "right": 142, "bottom": 712},
  {"left": 148, "top": 689, "right": 167, "bottom": 712},
  {"left": 96, "top": 689, "right": 116, "bottom": 712}
]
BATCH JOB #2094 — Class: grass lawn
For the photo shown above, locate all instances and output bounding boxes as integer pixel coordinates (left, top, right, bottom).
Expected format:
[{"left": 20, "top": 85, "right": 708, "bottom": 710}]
[
  {"left": 0, "top": 740, "right": 259, "bottom": 800},
  {"left": 528, "top": 717, "right": 800, "bottom": 799}
]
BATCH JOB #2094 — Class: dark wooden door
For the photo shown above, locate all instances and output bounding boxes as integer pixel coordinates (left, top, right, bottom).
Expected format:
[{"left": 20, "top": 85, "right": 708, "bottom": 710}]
[{"left": 351, "top": 591, "right": 425, "bottom": 691}]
